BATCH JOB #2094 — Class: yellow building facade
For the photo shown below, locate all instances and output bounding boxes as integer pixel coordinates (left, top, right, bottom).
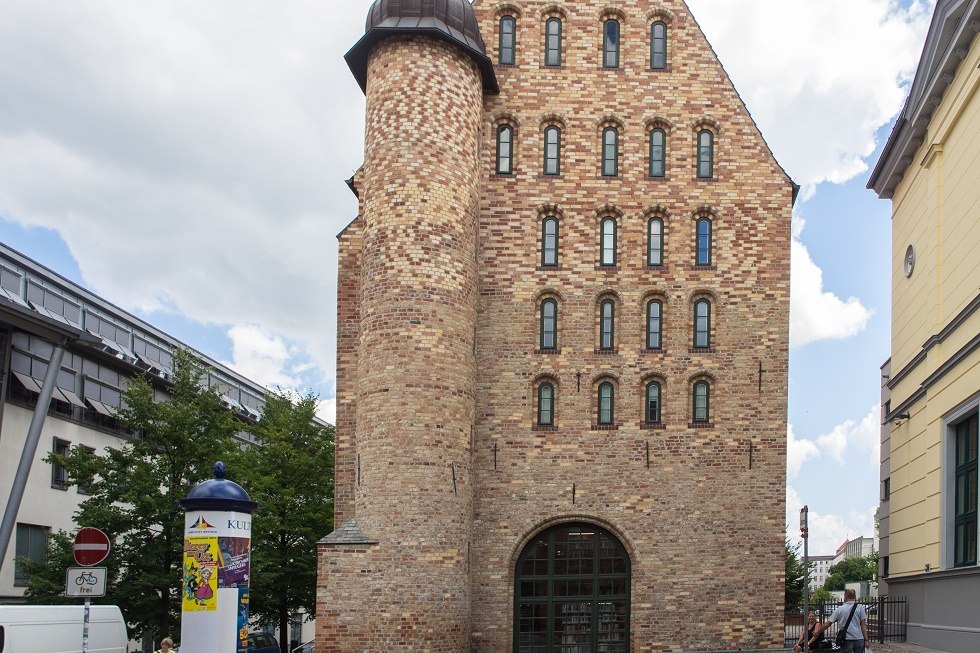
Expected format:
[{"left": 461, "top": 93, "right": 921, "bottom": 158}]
[{"left": 869, "top": 1, "right": 980, "bottom": 651}]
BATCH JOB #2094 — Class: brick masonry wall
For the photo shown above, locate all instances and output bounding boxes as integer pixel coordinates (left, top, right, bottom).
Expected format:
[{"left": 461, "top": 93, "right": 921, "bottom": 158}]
[
  {"left": 332, "top": 198, "right": 361, "bottom": 528},
  {"left": 469, "top": 0, "right": 791, "bottom": 651},
  {"left": 321, "top": 0, "right": 792, "bottom": 650},
  {"left": 318, "top": 36, "right": 483, "bottom": 651}
]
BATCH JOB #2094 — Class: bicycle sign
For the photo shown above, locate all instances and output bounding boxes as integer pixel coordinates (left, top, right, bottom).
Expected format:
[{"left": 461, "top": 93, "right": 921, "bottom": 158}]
[{"left": 66, "top": 567, "right": 107, "bottom": 597}]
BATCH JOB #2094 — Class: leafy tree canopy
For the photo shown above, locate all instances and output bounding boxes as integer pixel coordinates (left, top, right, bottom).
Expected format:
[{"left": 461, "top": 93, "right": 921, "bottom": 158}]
[
  {"left": 822, "top": 552, "right": 877, "bottom": 592},
  {"left": 810, "top": 587, "right": 836, "bottom": 606},
  {"left": 785, "top": 538, "right": 806, "bottom": 611},
  {"left": 231, "top": 391, "right": 334, "bottom": 653}
]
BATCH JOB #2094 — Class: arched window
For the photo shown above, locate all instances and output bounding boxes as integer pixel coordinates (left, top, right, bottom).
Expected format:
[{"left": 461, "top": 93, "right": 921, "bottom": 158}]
[
  {"left": 693, "top": 380, "right": 710, "bottom": 423},
  {"left": 648, "top": 218, "right": 663, "bottom": 266},
  {"left": 603, "top": 20, "right": 620, "bottom": 68},
  {"left": 646, "top": 381, "right": 662, "bottom": 424},
  {"left": 544, "top": 126, "right": 561, "bottom": 175},
  {"left": 541, "top": 217, "right": 558, "bottom": 266},
  {"left": 649, "top": 128, "right": 666, "bottom": 177},
  {"left": 697, "top": 129, "right": 714, "bottom": 178},
  {"left": 515, "top": 523, "right": 630, "bottom": 652},
  {"left": 499, "top": 16, "right": 516, "bottom": 65},
  {"left": 650, "top": 21, "right": 667, "bottom": 69},
  {"left": 537, "top": 382, "right": 554, "bottom": 426},
  {"left": 598, "top": 382, "right": 615, "bottom": 424},
  {"left": 540, "top": 299, "right": 558, "bottom": 351},
  {"left": 694, "top": 299, "right": 711, "bottom": 349},
  {"left": 545, "top": 17, "right": 562, "bottom": 66},
  {"left": 696, "top": 216, "right": 712, "bottom": 266},
  {"left": 602, "top": 127, "right": 619, "bottom": 176},
  {"left": 646, "top": 300, "right": 662, "bottom": 350},
  {"left": 496, "top": 125, "right": 513, "bottom": 175},
  {"left": 600, "top": 218, "right": 617, "bottom": 266},
  {"left": 600, "top": 299, "right": 615, "bottom": 350}
]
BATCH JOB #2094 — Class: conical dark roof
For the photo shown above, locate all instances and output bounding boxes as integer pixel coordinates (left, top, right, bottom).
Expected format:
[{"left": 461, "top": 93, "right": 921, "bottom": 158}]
[
  {"left": 345, "top": 0, "right": 498, "bottom": 93},
  {"left": 178, "top": 462, "right": 258, "bottom": 513}
]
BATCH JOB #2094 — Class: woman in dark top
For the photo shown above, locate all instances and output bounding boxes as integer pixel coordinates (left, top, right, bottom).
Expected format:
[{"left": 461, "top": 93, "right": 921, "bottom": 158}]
[{"left": 794, "top": 610, "right": 827, "bottom": 651}]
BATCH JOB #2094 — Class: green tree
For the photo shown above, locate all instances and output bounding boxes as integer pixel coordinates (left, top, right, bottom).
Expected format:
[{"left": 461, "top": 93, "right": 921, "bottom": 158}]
[
  {"left": 786, "top": 538, "right": 806, "bottom": 611},
  {"left": 22, "top": 531, "right": 87, "bottom": 604},
  {"left": 822, "top": 553, "right": 877, "bottom": 591},
  {"left": 810, "top": 587, "right": 835, "bottom": 607},
  {"left": 28, "top": 349, "right": 239, "bottom": 641},
  {"left": 234, "top": 392, "right": 334, "bottom": 653}
]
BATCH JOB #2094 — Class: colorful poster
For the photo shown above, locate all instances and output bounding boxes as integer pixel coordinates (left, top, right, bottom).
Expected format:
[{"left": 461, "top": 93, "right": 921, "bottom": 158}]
[
  {"left": 218, "top": 536, "right": 250, "bottom": 588},
  {"left": 237, "top": 587, "right": 250, "bottom": 653},
  {"left": 183, "top": 536, "right": 219, "bottom": 612}
]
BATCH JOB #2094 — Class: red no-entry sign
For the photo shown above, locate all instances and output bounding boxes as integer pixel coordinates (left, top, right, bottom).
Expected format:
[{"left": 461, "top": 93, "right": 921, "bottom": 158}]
[{"left": 73, "top": 527, "right": 110, "bottom": 567}]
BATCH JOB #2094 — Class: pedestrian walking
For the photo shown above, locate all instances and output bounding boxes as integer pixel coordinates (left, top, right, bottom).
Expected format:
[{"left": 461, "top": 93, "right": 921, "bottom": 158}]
[{"left": 814, "top": 589, "right": 869, "bottom": 653}]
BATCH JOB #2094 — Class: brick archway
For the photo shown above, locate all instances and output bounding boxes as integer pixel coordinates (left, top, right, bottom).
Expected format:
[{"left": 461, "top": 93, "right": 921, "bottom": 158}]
[{"left": 513, "top": 522, "right": 630, "bottom": 652}]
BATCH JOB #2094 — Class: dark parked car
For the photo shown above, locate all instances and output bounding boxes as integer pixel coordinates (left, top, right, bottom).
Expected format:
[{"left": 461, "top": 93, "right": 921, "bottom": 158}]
[{"left": 247, "top": 632, "right": 280, "bottom": 653}]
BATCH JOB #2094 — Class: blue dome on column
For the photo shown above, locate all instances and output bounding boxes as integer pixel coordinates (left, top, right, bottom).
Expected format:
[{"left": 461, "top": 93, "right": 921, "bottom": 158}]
[
  {"left": 345, "top": 0, "right": 498, "bottom": 93},
  {"left": 178, "top": 461, "right": 258, "bottom": 514}
]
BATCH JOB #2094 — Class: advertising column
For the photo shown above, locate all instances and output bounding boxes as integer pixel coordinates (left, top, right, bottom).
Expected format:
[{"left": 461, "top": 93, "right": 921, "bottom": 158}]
[{"left": 179, "top": 462, "right": 258, "bottom": 653}]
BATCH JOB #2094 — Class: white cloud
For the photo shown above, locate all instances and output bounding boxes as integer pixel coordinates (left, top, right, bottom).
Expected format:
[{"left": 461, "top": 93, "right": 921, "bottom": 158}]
[
  {"left": 789, "top": 404, "right": 881, "bottom": 470},
  {"left": 790, "top": 218, "right": 874, "bottom": 347},
  {"left": 316, "top": 398, "right": 337, "bottom": 426},
  {"left": 220, "top": 324, "right": 337, "bottom": 424},
  {"left": 815, "top": 404, "right": 881, "bottom": 468},
  {"left": 787, "top": 423, "right": 820, "bottom": 480},
  {"left": 222, "top": 325, "right": 301, "bottom": 390},
  {"left": 689, "top": 0, "right": 933, "bottom": 186}
]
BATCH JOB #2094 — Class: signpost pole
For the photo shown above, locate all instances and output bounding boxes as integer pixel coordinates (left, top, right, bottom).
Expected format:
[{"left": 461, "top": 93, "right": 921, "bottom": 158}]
[
  {"left": 801, "top": 506, "right": 810, "bottom": 653},
  {"left": 68, "top": 527, "right": 110, "bottom": 653},
  {"left": 83, "top": 597, "right": 91, "bottom": 653}
]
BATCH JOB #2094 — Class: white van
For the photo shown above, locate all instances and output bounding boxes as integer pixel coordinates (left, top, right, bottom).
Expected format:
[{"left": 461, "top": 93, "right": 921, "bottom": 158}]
[{"left": 0, "top": 605, "right": 127, "bottom": 653}]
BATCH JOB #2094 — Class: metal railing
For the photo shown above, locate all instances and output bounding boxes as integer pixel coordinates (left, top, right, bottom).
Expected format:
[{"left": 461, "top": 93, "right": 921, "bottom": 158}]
[{"left": 784, "top": 596, "right": 908, "bottom": 647}]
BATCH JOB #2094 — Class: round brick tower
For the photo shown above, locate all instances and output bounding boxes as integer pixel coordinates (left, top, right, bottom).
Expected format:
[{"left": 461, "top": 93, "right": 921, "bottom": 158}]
[{"left": 336, "top": 1, "right": 497, "bottom": 649}]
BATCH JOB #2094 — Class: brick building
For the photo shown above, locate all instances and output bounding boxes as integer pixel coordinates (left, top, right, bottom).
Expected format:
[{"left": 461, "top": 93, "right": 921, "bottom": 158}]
[{"left": 317, "top": 1, "right": 796, "bottom": 651}]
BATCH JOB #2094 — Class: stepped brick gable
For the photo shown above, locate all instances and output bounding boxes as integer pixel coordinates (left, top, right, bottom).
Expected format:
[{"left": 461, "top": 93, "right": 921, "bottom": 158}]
[{"left": 319, "top": 1, "right": 794, "bottom": 651}]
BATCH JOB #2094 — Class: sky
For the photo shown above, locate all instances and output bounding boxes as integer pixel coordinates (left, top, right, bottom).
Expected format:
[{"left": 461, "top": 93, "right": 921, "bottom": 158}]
[{"left": 0, "top": 0, "right": 937, "bottom": 556}]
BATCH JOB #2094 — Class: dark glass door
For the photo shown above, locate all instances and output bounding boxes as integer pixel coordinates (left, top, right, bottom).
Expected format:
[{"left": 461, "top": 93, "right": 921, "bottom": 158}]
[{"left": 515, "top": 523, "right": 630, "bottom": 652}]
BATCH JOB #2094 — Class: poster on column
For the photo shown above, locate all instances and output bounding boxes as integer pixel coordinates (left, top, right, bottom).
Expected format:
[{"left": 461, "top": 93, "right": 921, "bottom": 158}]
[
  {"left": 218, "top": 536, "right": 250, "bottom": 588},
  {"left": 183, "top": 535, "right": 219, "bottom": 612},
  {"left": 236, "top": 588, "right": 250, "bottom": 653}
]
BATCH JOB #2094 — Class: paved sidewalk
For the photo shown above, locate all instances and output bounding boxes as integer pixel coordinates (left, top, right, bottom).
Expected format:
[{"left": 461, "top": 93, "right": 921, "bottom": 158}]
[{"left": 864, "top": 643, "right": 951, "bottom": 653}]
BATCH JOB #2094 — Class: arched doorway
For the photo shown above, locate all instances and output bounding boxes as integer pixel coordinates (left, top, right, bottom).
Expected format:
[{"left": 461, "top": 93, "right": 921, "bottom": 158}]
[{"left": 514, "top": 522, "right": 630, "bottom": 652}]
